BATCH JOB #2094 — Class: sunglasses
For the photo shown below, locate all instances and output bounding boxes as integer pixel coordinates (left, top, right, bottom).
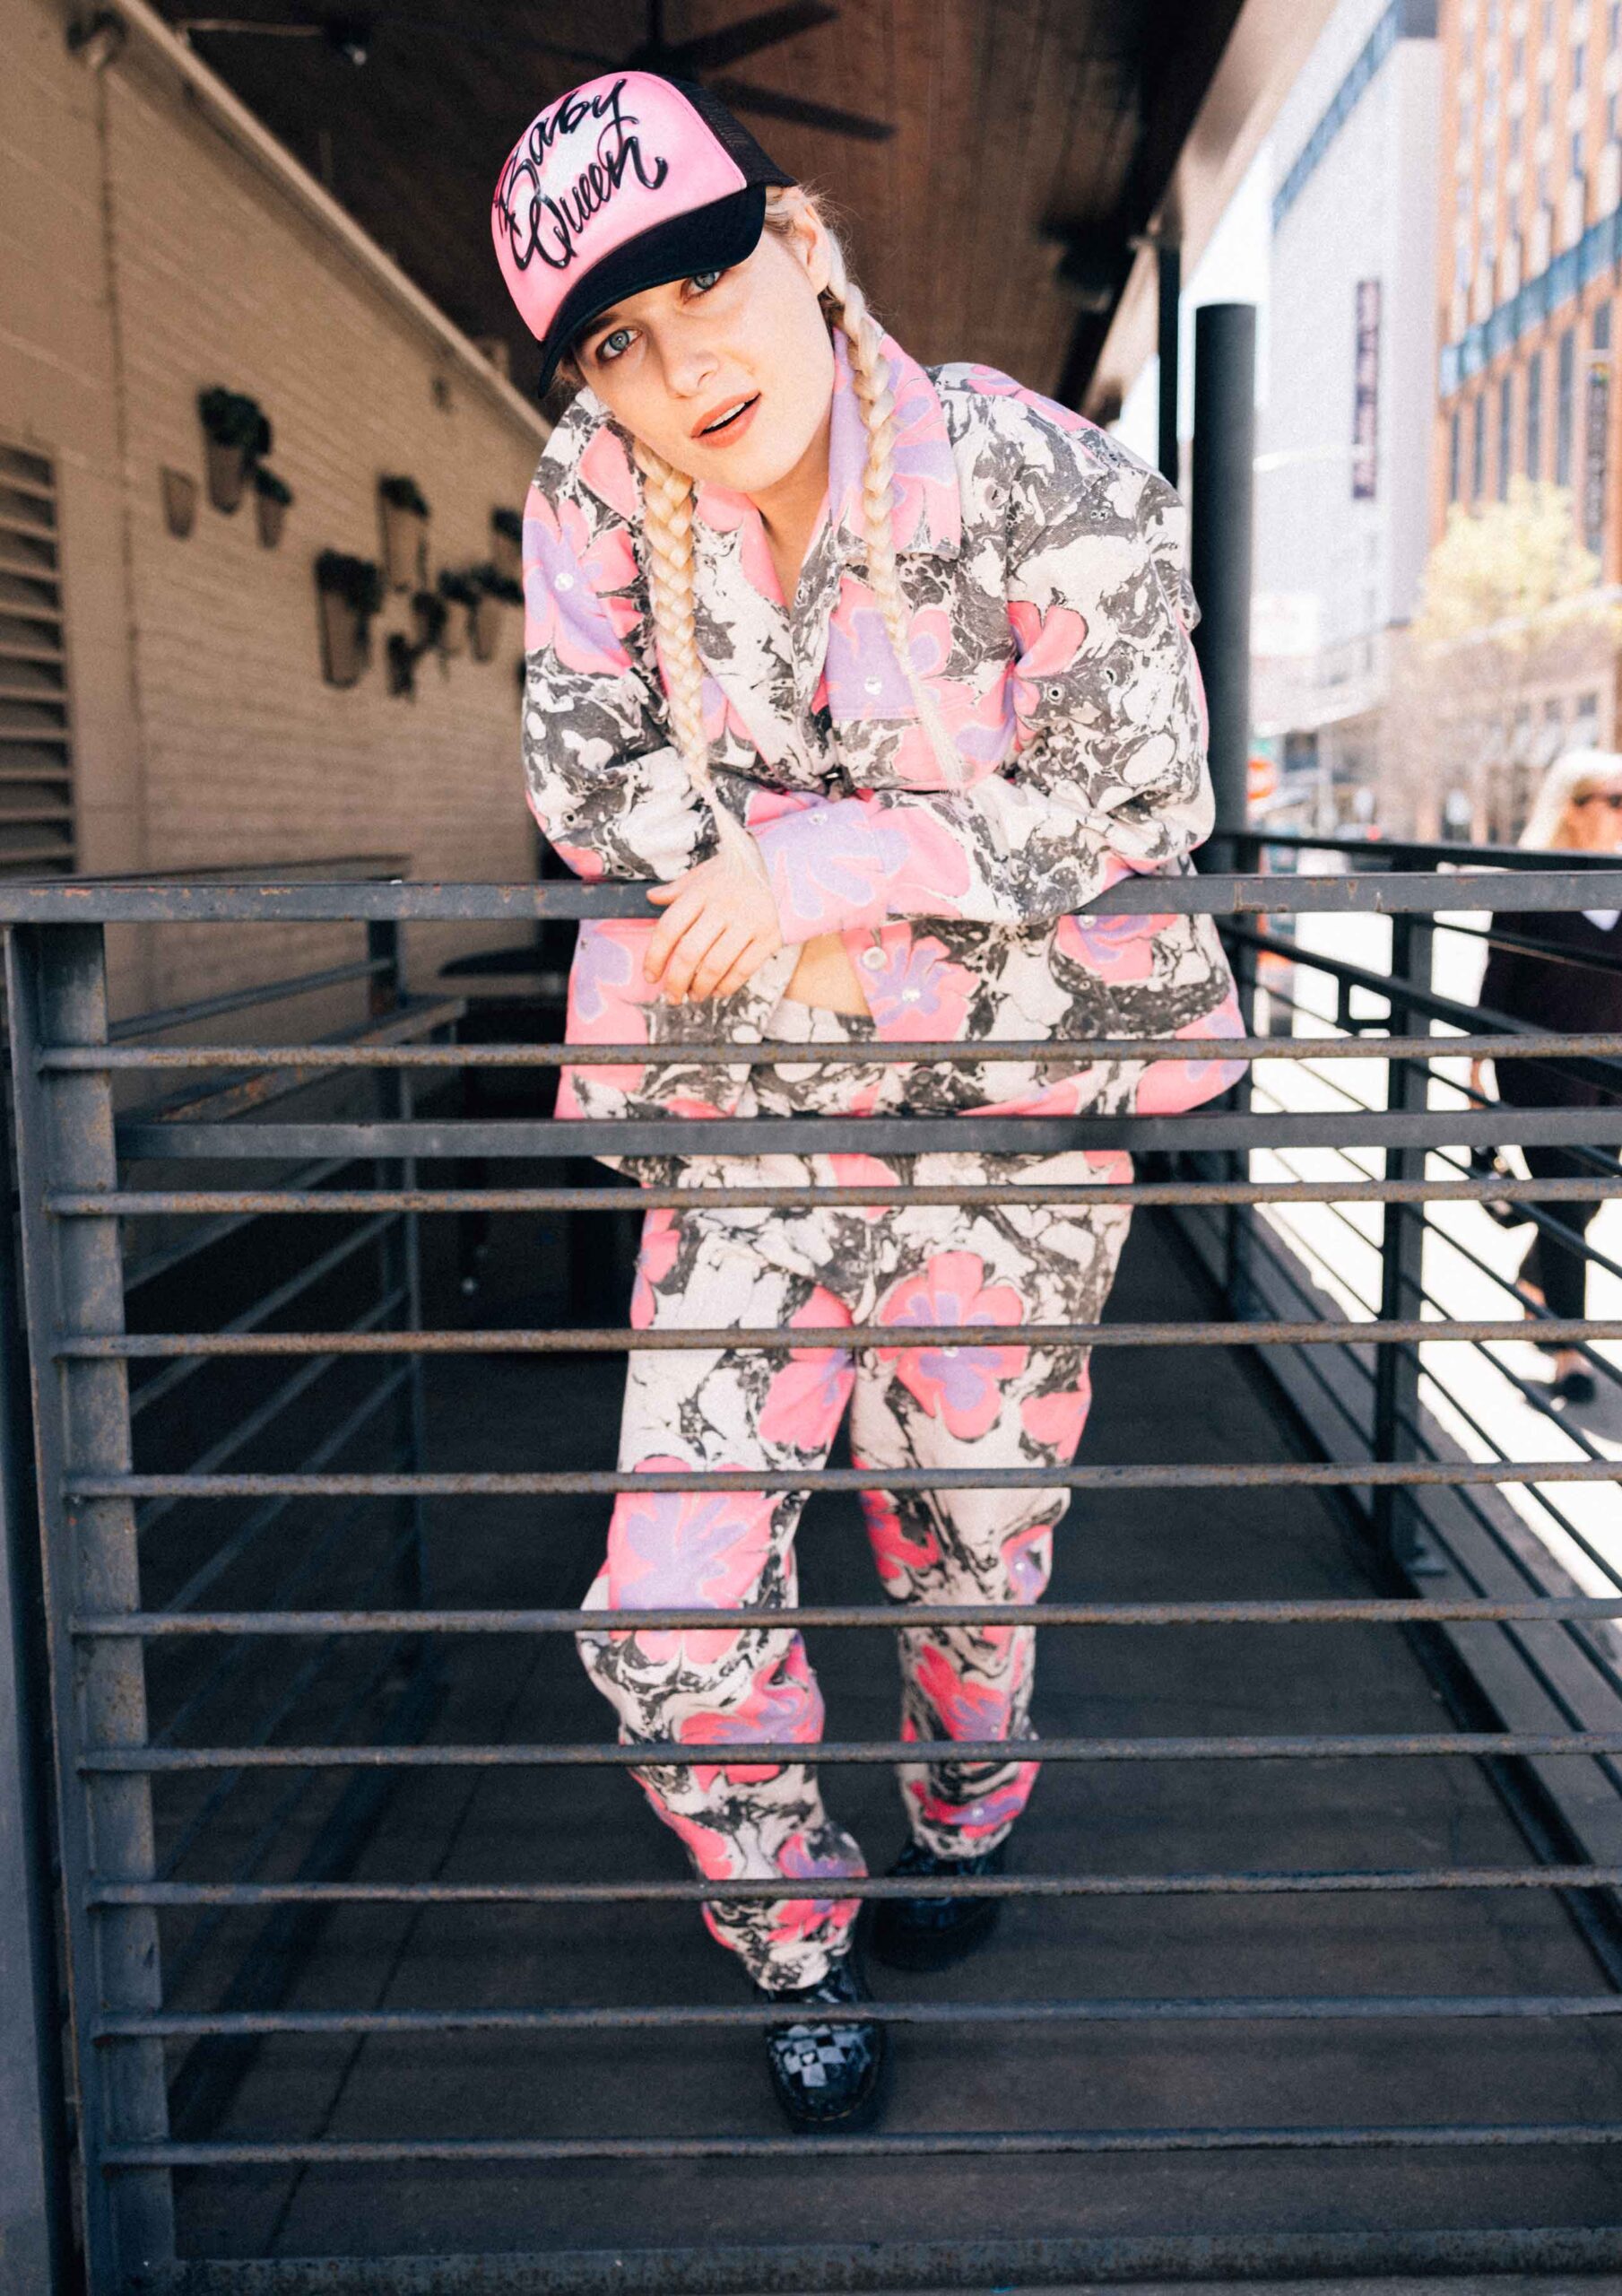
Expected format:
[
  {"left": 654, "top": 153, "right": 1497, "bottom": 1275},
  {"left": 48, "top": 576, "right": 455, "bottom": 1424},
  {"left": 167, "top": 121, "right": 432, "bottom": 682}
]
[{"left": 1574, "top": 789, "right": 1622, "bottom": 809}]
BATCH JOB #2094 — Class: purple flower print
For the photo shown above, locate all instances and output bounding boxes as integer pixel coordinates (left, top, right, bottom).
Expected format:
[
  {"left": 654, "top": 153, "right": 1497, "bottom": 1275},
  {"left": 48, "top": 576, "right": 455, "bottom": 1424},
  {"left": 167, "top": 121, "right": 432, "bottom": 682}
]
[
  {"left": 910, "top": 1761, "right": 1041, "bottom": 1844},
  {"left": 522, "top": 489, "right": 638, "bottom": 676},
  {"left": 1133, "top": 985, "right": 1248, "bottom": 1115},
  {"left": 769, "top": 1823, "right": 864, "bottom": 1952},
  {"left": 857, "top": 1486, "right": 941, "bottom": 1586},
  {"left": 1054, "top": 909, "right": 1166, "bottom": 987},
  {"left": 863, "top": 934, "right": 975, "bottom": 1042},
  {"left": 758, "top": 809, "right": 889, "bottom": 936},
  {"left": 568, "top": 922, "right": 649, "bottom": 1031},
  {"left": 605, "top": 1463, "right": 775, "bottom": 1663},
  {"left": 824, "top": 595, "right": 915, "bottom": 718},
  {"left": 876, "top": 1251, "right": 1028, "bottom": 1439}
]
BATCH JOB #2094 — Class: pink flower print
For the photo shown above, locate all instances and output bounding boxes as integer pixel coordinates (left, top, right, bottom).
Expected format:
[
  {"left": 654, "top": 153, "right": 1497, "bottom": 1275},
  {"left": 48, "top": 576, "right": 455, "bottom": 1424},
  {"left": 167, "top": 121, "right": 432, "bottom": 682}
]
[
  {"left": 969, "top": 1074, "right": 1087, "bottom": 1119},
  {"left": 1008, "top": 598, "right": 1089, "bottom": 752},
  {"left": 915, "top": 1762, "right": 1041, "bottom": 1843},
  {"left": 825, "top": 591, "right": 915, "bottom": 719},
  {"left": 664, "top": 1095, "right": 727, "bottom": 1120},
  {"left": 868, "top": 804, "right": 973, "bottom": 915},
  {"left": 522, "top": 489, "right": 638, "bottom": 675},
  {"left": 629, "top": 1208, "right": 681, "bottom": 1332},
  {"left": 606, "top": 1462, "right": 775, "bottom": 1662},
  {"left": 760, "top": 807, "right": 890, "bottom": 936},
  {"left": 563, "top": 921, "right": 654, "bottom": 1099},
  {"left": 876, "top": 1252, "right": 1028, "bottom": 1439},
  {"left": 545, "top": 837, "right": 605, "bottom": 882},
  {"left": 1134, "top": 987, "right": 1249, "bottom": 1115},
  {"left": 694, "top": 480, "right": 785, "bottom": 604},
  {"left": 863, "top": 934, "right": 975, "bottom": 1041},
  {"left": 635, "top": 1789, "right": 738, "bottom": 1883},
  {"left": 698, "top": 674, "right": 759, "bottom": 753},
  {"left": 578, "top": 423, "right": 640, "bottom": 521},
  {"left": 744, "top": 786, "right": 821, "bottom": 833},
  {"left": 759, "top": 1284, "right": 853, "bottom": 1453},
  {"left": 1000, "top": 1520, "right": 1054, "bottom": 1604},
  {"left": 857, "top": 1485, "right": 941, "bottom": 1587},
  {"left": 681, "top": 1639, "right": 824, "bottom": 1787},
  {"left": 1019, "top": 1377, "right": 1094, "bottom": 1459},
  {"left": 886, "top": 349, "right": 963, "bottom": 550},
  {"left": 1054, "top": 908, "right": 1167, "bottom": 986},
  {"left": 959, "top": 368, "right": 1103, "bottom": 448},
  {"left": 827, "top": 1152, "right": 898, "bottom": 1215},
  {"left": 911, "top": 1642, "right": 1015, "bottom": 1742},
  {"left": 768, "top": 1825, "right": 863, "bottom": 1954}
]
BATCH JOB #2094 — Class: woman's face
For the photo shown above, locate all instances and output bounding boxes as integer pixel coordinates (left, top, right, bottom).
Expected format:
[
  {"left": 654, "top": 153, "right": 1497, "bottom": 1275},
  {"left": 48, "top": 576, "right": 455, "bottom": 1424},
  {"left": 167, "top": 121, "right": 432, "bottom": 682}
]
[
  {"left": 1566, "top": 772, "right": 1622, "bottom": 852},
  {"left": 571, "top": 201, "right": 836, "bottom": 495}
]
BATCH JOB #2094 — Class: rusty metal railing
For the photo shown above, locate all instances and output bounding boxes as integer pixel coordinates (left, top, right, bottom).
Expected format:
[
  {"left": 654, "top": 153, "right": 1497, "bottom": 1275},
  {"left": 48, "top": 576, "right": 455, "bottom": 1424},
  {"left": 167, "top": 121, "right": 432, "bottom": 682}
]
[{"left": 1, "top": 857, "right": 1620, "bottom": 2292}]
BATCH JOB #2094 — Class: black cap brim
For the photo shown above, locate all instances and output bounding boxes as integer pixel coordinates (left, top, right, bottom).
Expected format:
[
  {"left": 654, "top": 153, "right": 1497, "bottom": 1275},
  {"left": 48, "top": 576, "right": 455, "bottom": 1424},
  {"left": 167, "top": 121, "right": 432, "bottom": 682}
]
[{"left": 535, "top": 184, "right": 775, "bottom": 397}]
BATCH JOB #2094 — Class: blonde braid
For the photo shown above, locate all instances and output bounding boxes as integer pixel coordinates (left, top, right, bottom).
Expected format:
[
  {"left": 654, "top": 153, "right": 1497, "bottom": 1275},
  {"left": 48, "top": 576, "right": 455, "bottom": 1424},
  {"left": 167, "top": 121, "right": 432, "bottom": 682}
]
[
  {"left": 819, "top": 231, "right": 965, "bottom": 788},
  {"left": 632, "top": 437, "right": 759, "bottom": 863}
]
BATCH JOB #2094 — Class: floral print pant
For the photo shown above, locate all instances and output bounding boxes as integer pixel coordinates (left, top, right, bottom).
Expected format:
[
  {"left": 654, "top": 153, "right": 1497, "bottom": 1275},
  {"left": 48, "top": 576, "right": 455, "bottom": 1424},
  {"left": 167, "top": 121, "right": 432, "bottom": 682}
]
[{"left": 578, "top": 999, "right": 1132, "bottom": 1987}]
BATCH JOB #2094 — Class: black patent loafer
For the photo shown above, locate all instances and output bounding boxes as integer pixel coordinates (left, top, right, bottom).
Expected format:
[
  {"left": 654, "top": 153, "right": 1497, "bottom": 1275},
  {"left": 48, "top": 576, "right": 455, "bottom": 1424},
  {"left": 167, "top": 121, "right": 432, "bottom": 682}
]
[
  {"left": 869, "top": 1836, "right": 1008, "bottom": 1971},
  {"left": 759, "top": 1950, "right": 887, "bottom": 2133}
]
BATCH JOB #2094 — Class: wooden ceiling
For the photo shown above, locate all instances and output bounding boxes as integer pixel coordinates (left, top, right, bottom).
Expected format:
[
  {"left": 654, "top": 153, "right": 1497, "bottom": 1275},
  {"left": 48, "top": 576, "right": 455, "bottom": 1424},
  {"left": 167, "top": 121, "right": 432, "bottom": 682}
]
[{"left": 153, "top": 0, "right": 1246, "bottom": 413}]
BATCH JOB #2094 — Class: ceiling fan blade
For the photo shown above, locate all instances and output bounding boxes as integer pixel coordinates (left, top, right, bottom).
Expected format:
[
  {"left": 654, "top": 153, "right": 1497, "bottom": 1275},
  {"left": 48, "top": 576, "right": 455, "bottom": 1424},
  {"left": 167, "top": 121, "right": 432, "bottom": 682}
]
[
  {"left": 705, "top": 74, "right": 894, "bottom": 142},
  {"left": 647, "top": 3, "right": 837, "bottom": 76}
]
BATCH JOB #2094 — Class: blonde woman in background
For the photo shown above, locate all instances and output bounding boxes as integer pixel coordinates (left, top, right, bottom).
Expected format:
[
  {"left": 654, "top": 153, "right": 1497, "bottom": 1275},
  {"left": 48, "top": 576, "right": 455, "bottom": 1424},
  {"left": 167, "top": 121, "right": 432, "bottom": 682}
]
[{"left": 1474, "top": 749, "right": 1622, "bottom": 1410}]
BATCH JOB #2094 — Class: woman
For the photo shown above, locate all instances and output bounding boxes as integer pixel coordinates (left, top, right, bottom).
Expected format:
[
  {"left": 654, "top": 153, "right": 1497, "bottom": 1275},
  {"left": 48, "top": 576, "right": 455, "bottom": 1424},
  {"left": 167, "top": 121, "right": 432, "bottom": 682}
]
[
  {"left": 1474, "top": 748, "right": 1622, "bottom": 1411},
  {"left": 490, "top": 71, "right": 1245, "bottom": 2131}
]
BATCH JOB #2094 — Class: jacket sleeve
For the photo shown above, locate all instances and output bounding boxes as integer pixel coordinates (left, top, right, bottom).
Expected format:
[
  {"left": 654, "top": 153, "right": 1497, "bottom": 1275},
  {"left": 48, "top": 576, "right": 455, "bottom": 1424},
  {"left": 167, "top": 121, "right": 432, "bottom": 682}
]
[
  {"left": 519, "top": 466, "right": 716, "bottom": 883},
  {"left": 749, "top": 422, "right": 1214, "bottom": 943}
]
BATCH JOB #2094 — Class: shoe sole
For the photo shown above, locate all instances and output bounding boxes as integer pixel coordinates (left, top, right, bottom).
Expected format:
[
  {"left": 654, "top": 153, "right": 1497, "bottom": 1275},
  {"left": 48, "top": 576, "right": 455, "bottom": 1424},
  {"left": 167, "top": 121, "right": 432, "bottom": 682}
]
[{"left": 867, "top": 1899, "right": 1002, "bottom": 1972}]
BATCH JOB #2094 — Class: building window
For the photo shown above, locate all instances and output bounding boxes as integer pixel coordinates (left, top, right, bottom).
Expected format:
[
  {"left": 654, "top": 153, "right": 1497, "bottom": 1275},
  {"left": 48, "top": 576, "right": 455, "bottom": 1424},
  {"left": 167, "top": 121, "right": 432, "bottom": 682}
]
[
  {"left": 1599, "top": 300, "right": 1615, "bottom": 350},
  {"left": 1540, "top": 80, "right": 1552, "bottom": 126},
  {"left": 1609, "top": 91, "right": 1619, "bottom": 140},
  {"left": 1450, "top": 406, "right": 1462, "bottom": 501},
  {"left": 1514, "top": 33, "right": 1526, "bottom": 71},
  {"left": 1512, "top": 110, "right": 1524, "bottom": 155},
  {"left": 1573, "top": 128, "right": 1586, "bottom": 178},
  {"left": 1611, "top": 0, "right": 1621, "bottom": 47},
  {"left": 1574, "top": 41, "right": 1587, "bottom": 88},
  {"left": 1557, "top": 325, "right": 1576, "bottom": 483},
  {"left": 1498, "top": 370, "right": 1514, "bottom": 498},
  {"left": 1527, "top": 346, "right": 1545, "bottom": 474},
  {"left": 1543, "top": 0, "right": 1556, "bottom": 39}
]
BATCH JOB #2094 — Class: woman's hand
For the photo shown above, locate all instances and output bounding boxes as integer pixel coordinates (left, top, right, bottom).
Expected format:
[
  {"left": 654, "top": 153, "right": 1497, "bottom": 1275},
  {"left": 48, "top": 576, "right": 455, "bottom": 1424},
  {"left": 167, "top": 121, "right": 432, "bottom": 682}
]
[{"left": 644, "top": 831, "right": 784, "bottom": 1004}]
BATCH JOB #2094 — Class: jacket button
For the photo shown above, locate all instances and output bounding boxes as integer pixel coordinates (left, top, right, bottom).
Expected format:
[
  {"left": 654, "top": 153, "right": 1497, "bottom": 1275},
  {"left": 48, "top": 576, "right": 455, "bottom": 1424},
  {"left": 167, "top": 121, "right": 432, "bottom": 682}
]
[
  {"left": 862, "top": 946, "right": 886, "bottom": 970},
  {"left": 863, "top": 675, "right": 883, "bottom": 694}
]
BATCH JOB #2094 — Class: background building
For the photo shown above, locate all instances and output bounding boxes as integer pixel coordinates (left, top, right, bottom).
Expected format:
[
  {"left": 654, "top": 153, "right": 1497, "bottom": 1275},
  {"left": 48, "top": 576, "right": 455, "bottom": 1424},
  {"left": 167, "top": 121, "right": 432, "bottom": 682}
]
[
  {"left": 1251, "top": 0, "right": 1442, "bottom": 835},
  {"left": 1434, "top": 0, "right": 1622, "bottom": 837}
]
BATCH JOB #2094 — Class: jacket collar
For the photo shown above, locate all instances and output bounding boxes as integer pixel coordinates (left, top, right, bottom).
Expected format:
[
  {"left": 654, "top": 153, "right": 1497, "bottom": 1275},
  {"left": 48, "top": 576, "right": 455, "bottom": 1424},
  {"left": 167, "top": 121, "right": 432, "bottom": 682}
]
[{"left": 571, "top": 327, "right": 961, "bottom": 569}]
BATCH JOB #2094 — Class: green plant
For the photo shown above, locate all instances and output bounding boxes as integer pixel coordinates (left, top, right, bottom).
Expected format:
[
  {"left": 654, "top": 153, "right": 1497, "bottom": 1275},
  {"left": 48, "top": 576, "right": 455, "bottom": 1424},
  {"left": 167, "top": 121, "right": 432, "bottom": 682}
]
[
  {"left": 379, "top": 474, "right": 430, "bottom": 517},
  {"left": 315, "top": 549, "right": 384, "bottom": 617},
  {"left": 253, "top": 466, "right": 293, "bottom": 506},
  {"left": 437, "top": 568, "right": 481, "bottom": 607},
  {"left": 472, "top": 561, "right": 523, "bottom": 606},
  {"left": 491, "top": 505, "right": 524, "bottom": 544},
  {"left": 198, "top": 387, "right": 272, "bottom": 456}
]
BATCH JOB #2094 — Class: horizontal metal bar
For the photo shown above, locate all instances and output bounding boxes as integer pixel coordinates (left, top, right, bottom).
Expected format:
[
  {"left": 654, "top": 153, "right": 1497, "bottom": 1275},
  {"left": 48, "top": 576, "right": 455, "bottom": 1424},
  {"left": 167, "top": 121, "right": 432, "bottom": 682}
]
[
  {"left": 83, "top": 1866, "right": 1622, "bottom": 1906},
  {"left": 95, "top": 2119, "right": 1622, "bottom": 2167},
  {"left": 106, "top": 956, "right": 388, "bottom": 1042},
  {"left": 4, "top": 866, "right": 1621, "bottom": 923},
  {"left": 77, "top": 1729, "right": 1622, "bottom": 1771},
  {"left": 61, "top": 1461, "right": 1622, "bottom": 1499},
  {"left": 66, "top": 1596, "right": 1622, "bottom": 1636},
  {"left": 40, "top": 1174, "right": 1622, "bottom": 1215},
  {"left": 113, "top": 1109, "right": 1622, "bottom": 1160},
  {"left": 58, "top": 1317, "right": 1622, "bottom": 1358},
  {"left": 40, "top": 1030, "right": 1622, "bottom": 1070},
  {"left": 91, "top": 1993, "right": 1622, "bottom": 2039}
]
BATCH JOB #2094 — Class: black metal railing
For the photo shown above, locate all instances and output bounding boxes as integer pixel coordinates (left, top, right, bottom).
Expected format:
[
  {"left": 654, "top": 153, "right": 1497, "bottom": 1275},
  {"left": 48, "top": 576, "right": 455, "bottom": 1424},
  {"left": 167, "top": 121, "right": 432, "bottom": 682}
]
[{"left": 1, "top": 853, "right": 1620, "bottom": 2292}]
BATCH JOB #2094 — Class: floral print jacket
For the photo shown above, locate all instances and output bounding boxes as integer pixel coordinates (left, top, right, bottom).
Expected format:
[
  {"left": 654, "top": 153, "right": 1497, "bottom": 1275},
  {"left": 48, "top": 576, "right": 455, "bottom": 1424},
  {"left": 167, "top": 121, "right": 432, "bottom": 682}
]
[{"left": 519, "top": 327, "right": 1245, "bottom": 1126}]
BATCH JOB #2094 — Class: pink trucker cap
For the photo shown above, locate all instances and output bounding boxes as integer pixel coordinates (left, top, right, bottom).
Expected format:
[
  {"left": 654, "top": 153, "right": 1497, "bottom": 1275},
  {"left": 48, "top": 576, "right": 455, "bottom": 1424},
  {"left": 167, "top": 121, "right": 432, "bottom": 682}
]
[{"left": 491, "top": 72, "right": 795, "bottom": 395}]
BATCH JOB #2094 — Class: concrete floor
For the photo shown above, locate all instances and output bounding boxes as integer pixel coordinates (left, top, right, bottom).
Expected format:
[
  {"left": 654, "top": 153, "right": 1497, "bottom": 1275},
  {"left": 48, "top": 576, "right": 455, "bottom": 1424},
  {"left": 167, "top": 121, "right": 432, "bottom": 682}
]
[{"left": 146, "top": 1197, "right": 1622, "bottom": 2278}]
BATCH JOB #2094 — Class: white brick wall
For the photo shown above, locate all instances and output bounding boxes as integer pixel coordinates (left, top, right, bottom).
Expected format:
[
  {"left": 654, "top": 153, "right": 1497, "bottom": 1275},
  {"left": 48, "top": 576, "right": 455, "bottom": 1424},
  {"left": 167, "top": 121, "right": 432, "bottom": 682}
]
[{"left": 1, "top": 0, "right": 551, "bottom": 1017}]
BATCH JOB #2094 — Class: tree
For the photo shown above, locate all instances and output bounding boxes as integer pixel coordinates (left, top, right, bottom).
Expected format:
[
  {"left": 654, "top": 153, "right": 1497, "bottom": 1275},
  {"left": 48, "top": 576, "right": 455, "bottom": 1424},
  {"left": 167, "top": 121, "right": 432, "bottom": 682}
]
[{"left": 1391, "top": 479, "right": 1622, "bottom": 839}]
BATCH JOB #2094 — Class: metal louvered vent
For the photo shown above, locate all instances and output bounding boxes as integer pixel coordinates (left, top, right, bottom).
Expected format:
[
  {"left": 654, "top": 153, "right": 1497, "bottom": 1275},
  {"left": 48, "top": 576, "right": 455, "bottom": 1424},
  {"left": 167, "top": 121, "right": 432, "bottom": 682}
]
[{"left": 0, "top": 440, "right": 76, "bottom": 876}]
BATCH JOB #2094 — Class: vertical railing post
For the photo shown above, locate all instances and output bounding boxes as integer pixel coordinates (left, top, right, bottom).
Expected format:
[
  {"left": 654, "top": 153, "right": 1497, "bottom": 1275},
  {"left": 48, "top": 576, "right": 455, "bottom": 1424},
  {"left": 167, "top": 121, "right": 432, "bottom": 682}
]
[
  {"left": 5, "top": 924, "right": 175, "bottom": 2283},
  {"left": 1373, "top": 913, "right": 1437, "bottom": 1574},
  {"left": 0, "top": 992, "right": 72, "bottom": 2292},
  {"left": 369, "top": 918, "right": 427, "bottom": 1607}
]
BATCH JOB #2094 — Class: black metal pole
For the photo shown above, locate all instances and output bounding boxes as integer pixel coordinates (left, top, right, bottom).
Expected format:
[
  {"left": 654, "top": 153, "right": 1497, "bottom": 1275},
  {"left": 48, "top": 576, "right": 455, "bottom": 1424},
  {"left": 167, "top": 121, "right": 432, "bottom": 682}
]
[
  {"left": 1191, "top": 301, "right": 1257, "bottom": 845},
  {"left": 1157, "top": 239, "right": 1182, "bottom": 488}
]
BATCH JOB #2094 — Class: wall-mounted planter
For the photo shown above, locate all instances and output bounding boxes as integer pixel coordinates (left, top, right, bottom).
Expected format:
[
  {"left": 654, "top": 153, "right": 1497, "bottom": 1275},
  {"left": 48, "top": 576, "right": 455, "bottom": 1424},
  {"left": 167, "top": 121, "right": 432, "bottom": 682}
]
[
  {"left": 437, "top": 570, "right": 479, "bottom": 657},
  {"left": 160, "top": 466, "right": 198, "bottom": 538},
  {"left": 469, "top": 563, "right": 523, "bottom": 663},
  {"left": 410, "top": 589, "right": 448, "bottom": 650},
  {"left": 315, "top": 549, "right": 383, "bottom": 689},
  {"left": 490, "top": 506, "right": 523, "bottom": 583},
  {"left": 197, "top": 387, "right": 272, "bottom": 514},
  {"left": 386, "top": 631, "right": 419, "bottom": 700},
  {"left": 379, "top": 474, "right": 429, "bottom": 591},
  {"left": 254, "top": 466, "right": 293, "bottom": 549}
]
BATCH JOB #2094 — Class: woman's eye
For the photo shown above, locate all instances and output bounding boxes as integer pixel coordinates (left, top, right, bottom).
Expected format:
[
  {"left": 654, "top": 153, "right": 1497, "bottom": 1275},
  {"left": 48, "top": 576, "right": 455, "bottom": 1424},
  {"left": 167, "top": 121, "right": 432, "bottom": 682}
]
[
  {"left": 595, "top": 326, "right": 636, "bottom": 363},
  {"left": 687, "top": 268, "right": 724, "bottom": 294}
]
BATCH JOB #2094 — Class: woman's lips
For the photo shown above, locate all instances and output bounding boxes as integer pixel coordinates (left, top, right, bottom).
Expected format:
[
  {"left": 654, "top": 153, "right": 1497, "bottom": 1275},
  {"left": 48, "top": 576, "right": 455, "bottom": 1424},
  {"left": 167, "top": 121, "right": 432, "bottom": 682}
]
[{"left": 694, "top": 392, "right": 760, "bottom": 448}]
